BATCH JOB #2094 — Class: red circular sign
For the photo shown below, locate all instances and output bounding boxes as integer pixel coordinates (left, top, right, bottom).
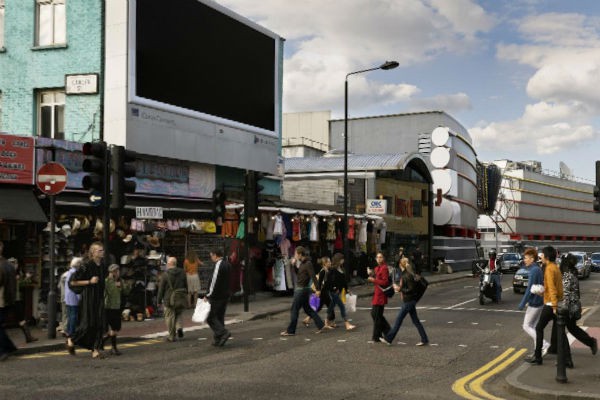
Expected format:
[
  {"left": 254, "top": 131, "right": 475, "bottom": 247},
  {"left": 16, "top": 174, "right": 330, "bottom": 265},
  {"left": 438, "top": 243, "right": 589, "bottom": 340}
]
[{"left": 36, "top": 162, "right": 68, "bottom": 195}]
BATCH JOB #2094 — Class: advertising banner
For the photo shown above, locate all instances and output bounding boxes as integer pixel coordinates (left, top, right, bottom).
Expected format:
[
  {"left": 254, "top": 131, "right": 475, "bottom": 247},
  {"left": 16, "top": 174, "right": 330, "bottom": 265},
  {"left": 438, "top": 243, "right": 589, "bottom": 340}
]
[
  {"left": 0, "top": 133, "right": 36, "bottom": 185},
  {"left": 366, "top": 199, "right": 387, "bottom": 214}
]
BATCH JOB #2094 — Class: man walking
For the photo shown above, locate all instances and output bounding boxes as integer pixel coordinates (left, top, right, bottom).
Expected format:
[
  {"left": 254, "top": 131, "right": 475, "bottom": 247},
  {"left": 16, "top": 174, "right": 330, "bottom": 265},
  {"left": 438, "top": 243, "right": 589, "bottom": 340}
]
[
  {"left": 206, "top": 249, "right": 232, "bottom": 347},
  {"left": 528, "top": 246, "right": 563, "bottom": 365},
  {"left": 0, "top": 242, "right": 18, "bottom": 361},
  {"left": 158, "top": 257, "right": 187, "bottom": 342}
]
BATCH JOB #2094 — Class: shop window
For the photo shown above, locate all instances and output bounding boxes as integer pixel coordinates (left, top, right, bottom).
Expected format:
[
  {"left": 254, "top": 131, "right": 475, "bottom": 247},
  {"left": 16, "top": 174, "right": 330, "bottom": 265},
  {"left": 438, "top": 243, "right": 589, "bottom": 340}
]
[
  {"left": 0, "top": 0, "right": 5, "bottom": 49},
  {"left": 37, "top": 90, "right": 65, "bottom": 139},
  {"left": 36, "top": 0, "right": 66, "bottom": 46},
  {"left": 412, "top": 200, "right": 423, "bottom": 217}
]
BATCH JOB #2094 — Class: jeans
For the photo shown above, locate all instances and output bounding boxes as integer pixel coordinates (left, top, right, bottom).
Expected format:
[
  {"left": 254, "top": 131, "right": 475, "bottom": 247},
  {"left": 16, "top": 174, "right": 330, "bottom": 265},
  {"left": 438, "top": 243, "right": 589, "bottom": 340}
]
[
  {"left": 490, "top": 273, "right": 502, "bottom": 301},
  {"left": 65, "top": 305, "right": 79, "bottom": 338},
  {"left": 286, "top": 288, "right": 324, "bottom": 334},
  {"left": 207, "top": 298, "right": 229, "bottom": 342},
  {"left": 327, "top": 291, "right": 347, "bottom": 321},
  {"left": 534, "top": 305, "right": 557, "bottom": 358},
  {"left": 371, "top": 305, "right": 390, "bottom": 342},
  {"left": 386, "top": 300, "right": 428, "bottom": 343},
  {"left": 522, "top": 305, "right": 544, "bottom": 349}
]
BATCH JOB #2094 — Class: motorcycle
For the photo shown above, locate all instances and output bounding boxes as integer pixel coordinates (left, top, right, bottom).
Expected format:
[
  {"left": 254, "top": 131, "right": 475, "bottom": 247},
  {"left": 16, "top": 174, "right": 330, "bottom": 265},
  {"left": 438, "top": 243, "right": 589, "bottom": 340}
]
[{"left": 474, "top": 262, "right": 499, "bottom": 305}]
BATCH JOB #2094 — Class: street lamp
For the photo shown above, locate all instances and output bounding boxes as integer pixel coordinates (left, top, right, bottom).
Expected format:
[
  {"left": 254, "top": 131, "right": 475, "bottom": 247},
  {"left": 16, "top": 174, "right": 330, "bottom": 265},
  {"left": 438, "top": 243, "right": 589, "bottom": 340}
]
[{"left": 343, "top": 61, "right": 399, "bottom": 277}]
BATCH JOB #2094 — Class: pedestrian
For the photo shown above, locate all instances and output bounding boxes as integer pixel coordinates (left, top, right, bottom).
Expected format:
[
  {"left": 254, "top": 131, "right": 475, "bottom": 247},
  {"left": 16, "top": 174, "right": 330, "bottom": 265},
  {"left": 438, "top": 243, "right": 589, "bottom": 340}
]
[
  {"left": 70, "top": 241, "right": 107, "bottom": 359},
  {"left": 7, "top": 257, "right": 38, "bottom": 343},
  {"left": 517, "top": 248, "right": 548, "bottom": 356},
  {"left": 488, "top": 249, "right": 502, "bottom": 302},
  {"left": 411, "top": 246, "right": 423, "bottom": 275},
  {"left": 184, "top": 249, "right": 203, "bottom": 309},
  {"left": 528, "top": 246, "right": 562, "bottom": 365},
  {"left": 303, "top": 256, "right": 334, "bottom": 329},
  {"left": 281, "top": 246, "right": 325, "bottom": 336},
  {"left": 326, "top": 253, "right": 356, "bottom": 331},
  {"left": 64, "top": 257, "right": 83, "bottom": 355},
  {"left": 381, "top": 256, "right": 429, "bottom": 346},
  {"left": 104, "top": 264, "right": 126, "bottom": 355},
  {"left": 367, "top": 252, "right": 391, "bottom": 343},
  {"left": 558, "top": 254, "right": 598, "bottom": 367},
  {"left": 206, "top": 249, "right": 232, "bottom": 346},
  {"left": 0, "top": 241, "right": 18, "bottom": 362},
  {"left": 157, "top": 257, "right": 187, "bottom": 342}
]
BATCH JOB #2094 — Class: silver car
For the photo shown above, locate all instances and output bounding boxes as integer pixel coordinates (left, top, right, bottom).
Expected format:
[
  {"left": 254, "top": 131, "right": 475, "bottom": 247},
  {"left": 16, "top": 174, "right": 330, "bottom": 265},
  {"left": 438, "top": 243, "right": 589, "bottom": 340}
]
[{"left": 566, "top": 252, "right": 591, "bottom": 279}]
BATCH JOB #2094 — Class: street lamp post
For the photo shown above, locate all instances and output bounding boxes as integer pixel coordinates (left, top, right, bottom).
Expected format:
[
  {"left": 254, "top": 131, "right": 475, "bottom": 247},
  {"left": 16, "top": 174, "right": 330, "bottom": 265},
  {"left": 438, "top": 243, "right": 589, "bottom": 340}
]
[{"left": 343, "top": 61, "right": 399, "bottom": 278}]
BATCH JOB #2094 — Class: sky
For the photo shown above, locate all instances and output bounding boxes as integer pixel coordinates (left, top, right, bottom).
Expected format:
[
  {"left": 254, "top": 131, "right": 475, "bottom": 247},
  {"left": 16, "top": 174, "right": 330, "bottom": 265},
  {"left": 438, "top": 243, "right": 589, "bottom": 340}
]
[{"left": 219, "top": 0, "right": 600, "bottom": 182}]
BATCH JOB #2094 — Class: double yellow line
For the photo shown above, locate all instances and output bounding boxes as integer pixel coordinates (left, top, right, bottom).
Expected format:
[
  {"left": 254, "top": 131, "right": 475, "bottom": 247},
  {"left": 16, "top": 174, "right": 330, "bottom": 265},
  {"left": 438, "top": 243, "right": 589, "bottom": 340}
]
[{"left": 452, "top": 347, "right": 527, "bottom": 400}]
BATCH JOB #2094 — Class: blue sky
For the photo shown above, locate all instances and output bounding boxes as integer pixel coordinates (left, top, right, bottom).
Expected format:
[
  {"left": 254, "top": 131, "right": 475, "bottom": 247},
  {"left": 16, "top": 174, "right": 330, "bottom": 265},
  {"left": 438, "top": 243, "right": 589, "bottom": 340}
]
[{"left": 220, "top": 0, "right": 600, "bottom": 182}]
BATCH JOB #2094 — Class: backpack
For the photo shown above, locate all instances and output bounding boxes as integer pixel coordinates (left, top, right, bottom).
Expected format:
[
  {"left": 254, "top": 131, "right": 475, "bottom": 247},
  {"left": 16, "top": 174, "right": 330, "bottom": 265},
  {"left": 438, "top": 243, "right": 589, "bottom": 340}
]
[
  {"left": 414, "top": 276, "right": 429, "bottom": 302},
  {"left": 378, "top": 271, "right": 394, "bottom": 298}
]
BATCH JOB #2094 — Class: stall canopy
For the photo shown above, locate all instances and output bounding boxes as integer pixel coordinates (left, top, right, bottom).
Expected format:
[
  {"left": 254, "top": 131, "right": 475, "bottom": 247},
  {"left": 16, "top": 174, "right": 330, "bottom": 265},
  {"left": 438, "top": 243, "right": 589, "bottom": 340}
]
[{"left": 0, "top": 188, "right": 48, "bottom": 222}]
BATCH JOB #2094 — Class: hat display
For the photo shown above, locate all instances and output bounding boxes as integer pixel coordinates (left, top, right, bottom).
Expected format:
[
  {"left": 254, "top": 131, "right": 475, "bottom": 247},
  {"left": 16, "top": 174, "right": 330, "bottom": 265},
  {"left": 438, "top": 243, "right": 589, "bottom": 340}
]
[
  {"left": 80, "top": 217, "right": 90, "bottom": 231},
  {"left": 123, "top": 234, "right": 133, "bottom": 243},
  {"left": 108, "top": 264, "right": 120, "bottom": 272},
  {"left": 109, "top": 219, "right": 116, "bottom": 233},
  {"left": 147, "top": 235, "right": 160, "bottom": 248},
  {"left": 43, "top": 222, "right": 61, "bottom": 233},
  {"left": 61, "top": 224, "right": 72, "bottom": 237},
  {"left": 72, "top": 218, "right": 81, "bottom": 234},
  {"left": 147, "top": 250, "right": 162, "bottom": 260},
  {"left": 120, "top": 255, "right": 132, "bottom": 265},
  {"left": 94, "top": 219, "right": 103, "bottom": 235}
]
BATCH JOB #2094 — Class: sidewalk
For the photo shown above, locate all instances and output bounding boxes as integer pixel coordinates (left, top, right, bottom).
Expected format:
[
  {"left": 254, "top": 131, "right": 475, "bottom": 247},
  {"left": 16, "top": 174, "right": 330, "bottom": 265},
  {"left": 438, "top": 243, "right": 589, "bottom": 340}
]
[
  {"left": 7, "top": 270, "right": 469, "bottom": 355},
  {"left": 506, "top": 305, "right": 600, "bottom": 400}
]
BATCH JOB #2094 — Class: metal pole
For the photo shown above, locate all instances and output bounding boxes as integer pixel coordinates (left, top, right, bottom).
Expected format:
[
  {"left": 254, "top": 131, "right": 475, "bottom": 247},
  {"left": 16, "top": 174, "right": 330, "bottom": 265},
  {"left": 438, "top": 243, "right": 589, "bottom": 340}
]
[
  {"left": 243, "top": 170, "right": 250, "bottom": 312},
  {"left": 343, "top": 79, "right": 349, "bottom": 281},
  {"left": 556, "top": 308, "right": 568, "bottom": 383},
  {"left": 103, "top": 146, "right": 110, "bottom": 268},
  {"left": 47, "top": 181, "right": 57, "bottom": 339}
]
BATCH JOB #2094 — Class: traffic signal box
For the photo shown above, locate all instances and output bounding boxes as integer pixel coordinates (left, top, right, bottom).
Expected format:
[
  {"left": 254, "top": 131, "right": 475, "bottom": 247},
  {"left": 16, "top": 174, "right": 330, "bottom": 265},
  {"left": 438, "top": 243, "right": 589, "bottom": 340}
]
[
  {"left": 212, "top": 190, "right": 226, "bottom": 219},
  {"left": 110, "top": 145, "right": 137, "bottom": 209},
  {"left": 594, "top": 160, "right": 600, "bottom": 212},
  {"left": 82, "top": 141, "right": 108, "bottom": 192},
  {"left": 245, "top": 171, "right": 265, "bottom": 218}
]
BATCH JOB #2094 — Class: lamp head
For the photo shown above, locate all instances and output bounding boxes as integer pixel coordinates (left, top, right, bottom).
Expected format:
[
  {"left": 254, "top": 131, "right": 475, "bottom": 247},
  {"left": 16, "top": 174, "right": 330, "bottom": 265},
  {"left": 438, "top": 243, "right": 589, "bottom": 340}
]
[{"left": 380, "top": 61, "right": 399, "bottom": 70}]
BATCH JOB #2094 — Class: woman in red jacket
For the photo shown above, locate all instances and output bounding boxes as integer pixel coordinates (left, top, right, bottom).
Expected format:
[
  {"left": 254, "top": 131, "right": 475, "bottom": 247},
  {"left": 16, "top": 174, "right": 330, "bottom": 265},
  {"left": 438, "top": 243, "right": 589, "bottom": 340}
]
[{"left": 367, "top": 252, "right": 391, "bottom": 343}]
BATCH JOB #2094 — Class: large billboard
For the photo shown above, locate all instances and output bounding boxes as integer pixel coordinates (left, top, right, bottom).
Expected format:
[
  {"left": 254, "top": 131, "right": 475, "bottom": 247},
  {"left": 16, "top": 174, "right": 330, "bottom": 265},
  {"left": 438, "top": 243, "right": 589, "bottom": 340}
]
[{"left": 126, "top": 0, "right": 282, "bottom": 174}]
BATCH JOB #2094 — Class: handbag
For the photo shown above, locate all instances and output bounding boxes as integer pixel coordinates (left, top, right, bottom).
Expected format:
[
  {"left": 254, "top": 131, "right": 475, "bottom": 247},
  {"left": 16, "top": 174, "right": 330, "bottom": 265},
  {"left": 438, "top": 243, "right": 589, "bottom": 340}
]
[
  {"left": 309, "top": 293, "right": 321, "bottom": 311},
  {"left": 345, "top": 293, "right": 357, "bottom": 313},
  {"left": 559, "top": 299, "right": 582, "bottom": 321},
  {"left": 530, "top": 284, "right": 544, "bottom": 295},
  {"left": 192, "top": 299, "right": 211, "bottom": 323}
]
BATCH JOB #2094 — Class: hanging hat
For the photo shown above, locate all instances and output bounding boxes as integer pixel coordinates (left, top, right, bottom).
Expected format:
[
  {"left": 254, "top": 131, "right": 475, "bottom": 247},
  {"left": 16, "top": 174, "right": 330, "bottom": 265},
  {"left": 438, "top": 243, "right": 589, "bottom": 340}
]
[
  {"left": 71, "top": 218, "right": 81, "bottom": 234},
  {"left": 43, "top": 222, "right": 61, "bottom": 233},
  {"left": 109, "top": 219, "right": 116, "bottom": 233},
  {"left": 147, "top": 235, "right": 160, "bottom": 248},
  {"left": 80, "top": 217, "right": 90, "bottom": 231},
  {"left": 123, "top": 234, "right": 133, "bottom": 243},
  {"left": 120, "top": 254, "right": 132, "bottom": 265},
  {"left": 61, "top": 224, "right": 72, "bottom": 237},
  {"left": 94, "top": 219, "right": 103, "bottom": 235},
  {"left": 147, "top": 250, "right": 162, "bottom": 260},
  {"left": 108, "top": 264, "right": 120, "bottom": 272},
  {"left": 115, "top": 229, "right": 126, "bottom": 238}
]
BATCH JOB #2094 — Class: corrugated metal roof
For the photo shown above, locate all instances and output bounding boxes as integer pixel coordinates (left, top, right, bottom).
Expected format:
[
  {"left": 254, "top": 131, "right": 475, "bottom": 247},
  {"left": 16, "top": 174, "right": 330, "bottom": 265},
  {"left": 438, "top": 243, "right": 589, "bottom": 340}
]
[{"left": 284, "top": 153, "right": 419, "bottom": 173}]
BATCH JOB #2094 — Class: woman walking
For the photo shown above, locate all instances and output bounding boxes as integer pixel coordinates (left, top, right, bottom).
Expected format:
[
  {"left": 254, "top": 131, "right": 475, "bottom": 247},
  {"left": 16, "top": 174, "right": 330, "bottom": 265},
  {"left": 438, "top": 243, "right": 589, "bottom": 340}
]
[
  {"left": 367, "top": 252, "right": 391, "bottom": 343},
  {"left": 303, "top": 257, "right": 334, "bottom": 328},
  {"left": 381, "top": 257, "right": 429, "bottom": 346},
  {"left": 325, "top": 253, "right": 356, "bottom": 331},
  {"left": 64, "top": 257, "right": 83, "bottom": 355},
  {"left": 559, "top": 254, "right": 598, "bottom": 367},
  {"left": 7, "top": 258, "right": 38, "bottom": 343},
  {"left": 184, "top": 250, "right": 203, "bottom": 309}
]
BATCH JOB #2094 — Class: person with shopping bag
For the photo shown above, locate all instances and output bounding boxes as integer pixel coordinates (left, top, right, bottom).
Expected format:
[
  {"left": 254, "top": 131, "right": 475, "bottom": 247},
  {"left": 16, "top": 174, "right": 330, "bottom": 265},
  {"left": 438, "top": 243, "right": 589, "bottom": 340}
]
[
  {"left": 205, "top": 249, "right": 232, "bottom": 347},
  {"left": 157, "top": 257, "right": 188, "bottom": 342},
  {"left": 325, "top": 253, "right": 356, "bottom": 331}
]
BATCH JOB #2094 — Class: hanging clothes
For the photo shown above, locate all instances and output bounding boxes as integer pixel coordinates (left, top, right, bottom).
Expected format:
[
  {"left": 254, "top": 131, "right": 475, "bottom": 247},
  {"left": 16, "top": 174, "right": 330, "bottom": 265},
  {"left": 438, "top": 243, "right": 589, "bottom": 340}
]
[
  {"left": 292, "top": 217, "right": 301, "bottom": 241},
  {"left": 273, "top": 214, "right": 283, "bottom": 236},
  {"left": 310, "top": 216, "right": 319, "bottom": 242},
  {"left": 273, "top": 258, "right": 287, "bottom": 291},
  {"left": 301, "top": 218, "right": 309, "bottom": 240},
  {"left": 236, "top": 211, "right": 246, "bottom": 239},
  {"left": 358, "top": 219, "right": 368, "bottom": 244},
  {"left": 347, "top": 217, "right": 356, "bottom": 240},
  {"left": 334, "top": 230, "right": 343, "bottom": 251},
  {"left": 222, "top": 210, "right": 239, "bottom": 238},
  {"left": 280, "top": 237, "right": 291, "bottom": 258},
  {"left": 284, "top": 258, "right": 294, "bottom": 289},
  {"left": 266, "top": 215, "right": 275, "bottom": 240},
  {"left": 378, "top": 220, "right": 387, "bottom": 244},
  {"left": 326, "top": 217, "right": 336, "bottom": 241}
]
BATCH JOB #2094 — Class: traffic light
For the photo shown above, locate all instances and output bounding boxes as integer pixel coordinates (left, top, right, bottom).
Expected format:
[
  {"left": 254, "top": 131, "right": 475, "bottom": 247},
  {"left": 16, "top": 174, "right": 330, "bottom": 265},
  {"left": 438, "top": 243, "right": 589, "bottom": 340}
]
[
  {"left": 212, "top": 190, "right": 226, "bottom": 218},
  {"left": 110, "top": 145, "right": 137, "bottom": 209},
  {"left": 82, "top": 141, "right": 108, "bottom": 192},
  {"left": 594, "top": 161, "right": 600, "bottom": 212},
  {"left": 246, "top": 171, "right": 265, "bottom": 218}
]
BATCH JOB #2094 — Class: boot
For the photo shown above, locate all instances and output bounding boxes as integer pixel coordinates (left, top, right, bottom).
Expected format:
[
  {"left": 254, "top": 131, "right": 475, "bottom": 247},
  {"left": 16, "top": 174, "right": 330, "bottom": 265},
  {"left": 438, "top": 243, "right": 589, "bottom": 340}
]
[
  {"left": 110, "top": 336, "right": 122, "bottom": 356},
  {"left": 21, "top": 324, "right": 38, "bottom": 343}
]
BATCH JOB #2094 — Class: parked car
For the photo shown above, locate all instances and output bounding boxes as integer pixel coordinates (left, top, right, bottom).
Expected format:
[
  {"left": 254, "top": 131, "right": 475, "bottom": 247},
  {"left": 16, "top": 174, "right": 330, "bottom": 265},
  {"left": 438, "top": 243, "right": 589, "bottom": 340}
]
[
  {"left": 498, "top": 252, "right": 523, "bottom": 273},
  {"left": 512, "top": 266, "right": 528, "bottom": 294},
  {"left": 567, "top": 252, "right": 591, "bottom": 279},
  {"left": 591, "top": 252, "right": 600, "bottom": 272}
]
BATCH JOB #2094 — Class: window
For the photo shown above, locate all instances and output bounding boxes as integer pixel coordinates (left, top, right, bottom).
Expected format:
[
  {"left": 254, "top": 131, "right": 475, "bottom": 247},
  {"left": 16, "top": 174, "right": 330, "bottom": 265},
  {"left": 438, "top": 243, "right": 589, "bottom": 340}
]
[
  {"left": 0, "top": 0, "right": 5, "bottom": 49},
  {"left": 38, "top": 90, "right": 65, "bottom": 139},
  {"left": 36, "top": 0, "right": 66, "bottom": 46}
]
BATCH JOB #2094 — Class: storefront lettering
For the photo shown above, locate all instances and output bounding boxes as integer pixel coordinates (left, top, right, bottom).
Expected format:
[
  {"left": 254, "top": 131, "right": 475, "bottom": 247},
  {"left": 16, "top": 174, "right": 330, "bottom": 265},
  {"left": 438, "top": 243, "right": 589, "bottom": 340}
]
[
  {"left": 0, "top": 161, "right": 25, "bottom": 170},
  {"left": 0, "top": 150, "right": 18, "bottom": 158},
  {"left": 11, "top": 139, "right": 31, "bottom": 148},
  {"left": 136, "top": 160, "right": 188, "bottom": 183}
]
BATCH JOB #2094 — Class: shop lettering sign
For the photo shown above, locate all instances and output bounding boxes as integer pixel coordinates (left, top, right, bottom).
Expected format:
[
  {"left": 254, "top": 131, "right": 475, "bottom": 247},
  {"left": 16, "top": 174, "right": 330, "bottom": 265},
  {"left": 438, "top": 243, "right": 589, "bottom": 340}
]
[
  {"left": 136, "top": 207, "right": 163, "bottom": 219},
  {"left": 366, "top": 199, "right": 387, "bottom": 214},
  {"left": 0, "top": 133, "right": 35, "bottom": 185}
]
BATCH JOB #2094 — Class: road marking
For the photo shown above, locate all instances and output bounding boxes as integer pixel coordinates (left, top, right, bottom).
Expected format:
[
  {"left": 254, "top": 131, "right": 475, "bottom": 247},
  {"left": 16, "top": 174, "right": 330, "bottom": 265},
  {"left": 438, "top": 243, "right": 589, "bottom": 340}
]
[
  {"left": 19, "top": 339, "right": 163, "bottom": 360},
  {"left": 447, "top": 298, "right": 477, "bottom": 309},
  {"left": 451, "top": 347, "right": 526, "bottom": 400}
]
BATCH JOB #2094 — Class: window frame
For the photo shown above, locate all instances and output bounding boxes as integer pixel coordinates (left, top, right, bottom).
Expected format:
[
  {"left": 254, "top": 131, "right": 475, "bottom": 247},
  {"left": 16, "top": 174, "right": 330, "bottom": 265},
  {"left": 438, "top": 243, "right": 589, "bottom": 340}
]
[
  {"left": 37, "top": 89, "right": 66, "bottom": 140},
  {"left": 0, "top": 0, "right": 5, "bottom": 50},
  {"left": 35, "top": 0, "right": 66, "bottom": 47}
]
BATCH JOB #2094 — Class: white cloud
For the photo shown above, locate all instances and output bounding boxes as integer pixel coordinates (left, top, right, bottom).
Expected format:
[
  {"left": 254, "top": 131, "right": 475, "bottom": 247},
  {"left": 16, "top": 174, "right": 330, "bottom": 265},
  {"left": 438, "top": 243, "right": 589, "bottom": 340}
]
[{"left": 218, "top": 0, "right": 494, "bottom": 114}]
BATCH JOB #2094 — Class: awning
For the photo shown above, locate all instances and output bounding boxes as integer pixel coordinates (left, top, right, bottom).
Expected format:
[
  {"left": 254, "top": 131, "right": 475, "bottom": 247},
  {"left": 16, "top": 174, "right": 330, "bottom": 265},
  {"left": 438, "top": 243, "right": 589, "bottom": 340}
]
[{"left": 0, "top": 188, "right": 48, "bottom": 222}]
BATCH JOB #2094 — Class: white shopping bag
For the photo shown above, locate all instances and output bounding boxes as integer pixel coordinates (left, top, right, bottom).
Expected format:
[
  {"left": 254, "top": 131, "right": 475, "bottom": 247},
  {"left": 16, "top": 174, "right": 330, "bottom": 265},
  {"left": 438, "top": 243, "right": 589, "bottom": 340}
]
[
  {"left": 192, "top": 299, "right": 211, "bottom": 323},
  {"left": 345, "top": 294, "right": 357, "bottom": 313}
]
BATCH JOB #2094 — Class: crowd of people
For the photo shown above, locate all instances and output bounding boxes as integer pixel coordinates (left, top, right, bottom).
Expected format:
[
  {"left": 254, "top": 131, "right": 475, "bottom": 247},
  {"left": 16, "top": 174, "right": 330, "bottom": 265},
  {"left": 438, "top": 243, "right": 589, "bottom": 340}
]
[{"left": 517, "top": 246, "right": 597, "bottom": 367}]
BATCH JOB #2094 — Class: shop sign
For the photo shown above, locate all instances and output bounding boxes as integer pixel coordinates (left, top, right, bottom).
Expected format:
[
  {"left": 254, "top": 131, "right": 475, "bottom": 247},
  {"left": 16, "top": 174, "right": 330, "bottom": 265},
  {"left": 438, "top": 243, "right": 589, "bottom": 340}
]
[
  {"left": 366, "top": 199, "right": 387, "bottom": 214},
  {"left": 136, "top": 206, "right": 163, "bottom": 219},
  {"left": 0, "top": 133, "right": 35, "bottom": 185}
]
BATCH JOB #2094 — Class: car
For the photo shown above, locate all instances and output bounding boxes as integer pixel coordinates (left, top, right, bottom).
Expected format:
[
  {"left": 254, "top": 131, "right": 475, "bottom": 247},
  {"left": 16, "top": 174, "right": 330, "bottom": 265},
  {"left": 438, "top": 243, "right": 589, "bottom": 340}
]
[
  {"left": 567, "top": 252, "right": 591, "bottom": 279},
  {"left": 512, "top": 266, "right": 528, "bottom": 294},
  {"left": 591, "top": 252, "right": 600, "bottom": 272},
  {"left": 498, "top": 252, "right": 523, "bottom": 273}
]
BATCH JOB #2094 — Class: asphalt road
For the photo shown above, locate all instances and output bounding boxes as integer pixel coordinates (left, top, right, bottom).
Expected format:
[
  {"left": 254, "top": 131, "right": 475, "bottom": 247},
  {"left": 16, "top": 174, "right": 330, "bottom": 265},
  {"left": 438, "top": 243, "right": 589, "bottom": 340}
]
[{"left": 2, "top": 273, "right": 598, "bottom": 400}]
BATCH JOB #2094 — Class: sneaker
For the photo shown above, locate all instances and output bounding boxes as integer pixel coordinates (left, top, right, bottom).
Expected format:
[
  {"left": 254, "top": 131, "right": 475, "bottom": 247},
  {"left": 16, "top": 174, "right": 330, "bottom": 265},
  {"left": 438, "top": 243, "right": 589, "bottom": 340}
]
[
  {"left": 416, "top": 342, "right": 429, "bottom": 346},
  {"left": 542, "top": 341, "right": 550, "bottom": 356},
  {"left": 380, "top": 336, "right": 391, "bottom": 345},
  {"left": 177, "top": 328, "right": 184, "bottom": 339},
  {"left": 280, "top": 331, "right": 295, "bottom": 336},
  {"left": 217, "top": 332, "right": 231, "bottom": 347}
]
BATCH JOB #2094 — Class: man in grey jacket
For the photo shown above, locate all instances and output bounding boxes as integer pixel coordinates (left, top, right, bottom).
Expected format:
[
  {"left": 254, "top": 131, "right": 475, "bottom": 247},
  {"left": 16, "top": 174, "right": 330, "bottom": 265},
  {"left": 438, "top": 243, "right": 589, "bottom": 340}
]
[{"left": 158, "top": 257, "right": 187, "bottom": 342}]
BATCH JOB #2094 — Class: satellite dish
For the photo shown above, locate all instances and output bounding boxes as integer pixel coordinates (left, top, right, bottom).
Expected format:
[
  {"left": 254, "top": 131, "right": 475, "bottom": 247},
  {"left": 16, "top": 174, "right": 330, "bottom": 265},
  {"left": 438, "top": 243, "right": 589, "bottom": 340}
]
[
  {"left": 433, "top": 199, "right": 453, "bottom": 225},
  {"left": 430, "top": 147, "right": 451, "bottom": 168},
  {"left": 431, "top": 127, "right": 451, "bottom": 147},
  {"left": 559, "top": 161, "right": 572, "bottom": 178},
  {"left": 431, "top": 169, "right": 452, "bottom": 195}
]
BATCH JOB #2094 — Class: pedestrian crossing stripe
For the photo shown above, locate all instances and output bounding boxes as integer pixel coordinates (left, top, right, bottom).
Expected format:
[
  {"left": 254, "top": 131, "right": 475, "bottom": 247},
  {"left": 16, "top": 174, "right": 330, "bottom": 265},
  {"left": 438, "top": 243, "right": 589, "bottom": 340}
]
[{"left": 18, "top": 339, "right": 162, "bottom": 360}]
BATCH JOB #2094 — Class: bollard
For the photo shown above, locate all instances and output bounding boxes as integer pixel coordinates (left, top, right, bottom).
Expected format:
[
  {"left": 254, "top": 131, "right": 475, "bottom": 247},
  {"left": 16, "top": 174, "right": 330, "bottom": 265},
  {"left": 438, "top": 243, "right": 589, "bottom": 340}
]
[{"left": 555, "top": 307, "right": 568, "bottom": 383}]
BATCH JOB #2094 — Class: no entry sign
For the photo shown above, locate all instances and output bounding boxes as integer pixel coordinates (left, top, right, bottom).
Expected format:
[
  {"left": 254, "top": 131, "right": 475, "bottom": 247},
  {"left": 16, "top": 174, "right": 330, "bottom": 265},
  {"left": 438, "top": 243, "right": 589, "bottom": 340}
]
[{"left": 37, "top": 162, "right": 68, "bottom": 195}]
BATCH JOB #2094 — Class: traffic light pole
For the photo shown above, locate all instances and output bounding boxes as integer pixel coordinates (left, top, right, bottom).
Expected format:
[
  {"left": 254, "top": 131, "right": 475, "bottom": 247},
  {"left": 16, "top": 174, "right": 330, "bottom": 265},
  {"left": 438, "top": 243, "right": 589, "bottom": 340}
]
[
  {"left": 47, "top": 147, "right": 57, "bottom": 339},
  {"left": 243, "top": 170, "right": 250, "bottom": 312},
  {"left": 103, "top": 146, "right": 111, "bottom": 269}
]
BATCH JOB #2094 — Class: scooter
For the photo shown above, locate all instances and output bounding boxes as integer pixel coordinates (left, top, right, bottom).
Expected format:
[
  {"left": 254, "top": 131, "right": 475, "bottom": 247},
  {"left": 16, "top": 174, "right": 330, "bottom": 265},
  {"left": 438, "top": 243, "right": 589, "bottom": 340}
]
[{"left": 474, "top": 262, "right": 498, "bottom": 305}]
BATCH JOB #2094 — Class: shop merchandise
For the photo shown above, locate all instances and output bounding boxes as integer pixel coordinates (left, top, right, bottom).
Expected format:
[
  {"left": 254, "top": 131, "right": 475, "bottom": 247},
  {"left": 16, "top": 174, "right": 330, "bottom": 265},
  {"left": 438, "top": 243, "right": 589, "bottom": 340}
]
[
  {"left": 309, "top": 215, "right": 319, "bottom": 242},
  {"left": 326, "top": 218, "right": 336, "bottom": 241},
  {"left": 273, "top": 213, "right": 283, "bottom": 236}
]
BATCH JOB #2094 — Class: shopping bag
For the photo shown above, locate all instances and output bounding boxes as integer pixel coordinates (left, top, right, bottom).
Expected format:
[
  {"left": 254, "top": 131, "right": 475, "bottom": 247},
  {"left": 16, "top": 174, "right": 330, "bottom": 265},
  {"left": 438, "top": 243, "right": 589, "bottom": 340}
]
[
  {"left": 341, "top": 288, "right": 347, "bottom": 304},
  {"left": 309, "top": 293, "right": 321, "bottom": 311},
  {"left": 345, "top": 294, "right": 357, "bottom": 313},
  {"left": 192, "top": 299, "right": 211, "bottom": 323}
]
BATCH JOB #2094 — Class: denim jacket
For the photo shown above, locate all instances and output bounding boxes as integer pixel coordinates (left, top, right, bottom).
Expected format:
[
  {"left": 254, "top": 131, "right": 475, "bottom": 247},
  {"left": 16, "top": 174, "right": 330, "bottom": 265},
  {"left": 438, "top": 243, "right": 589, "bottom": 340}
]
[{"left": 518, "top": 263, "right": 544, "bottom": 310}]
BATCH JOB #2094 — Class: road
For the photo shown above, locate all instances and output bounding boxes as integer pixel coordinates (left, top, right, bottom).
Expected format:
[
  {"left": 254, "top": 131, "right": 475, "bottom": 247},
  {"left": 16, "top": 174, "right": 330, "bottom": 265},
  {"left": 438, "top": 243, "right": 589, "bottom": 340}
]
[{"left": 2, "top": 273, "right": 598, "bottom": 400}]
